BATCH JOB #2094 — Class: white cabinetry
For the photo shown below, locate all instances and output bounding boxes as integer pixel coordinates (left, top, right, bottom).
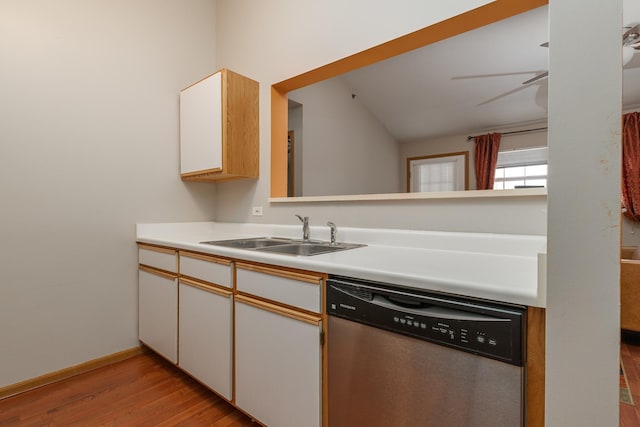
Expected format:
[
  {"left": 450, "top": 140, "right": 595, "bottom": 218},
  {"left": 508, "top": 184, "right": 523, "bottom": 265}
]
[
  {"left": 235, "top": 262, "right": 324, "bottom": 427},
  {"left": 138, "top": 266, "right": 178, "bottom": 363},
  {"left": 136, "top": 246, "right": 325, "bottom": 426},
  {"left": 179, "top": 279, "right": 233, "bottom": 400},
  {"left": 236, "top": 262, "right": 322, "bottom": 313},
  {"left": 178, "top": 251, "right": 234, "bottom": 400},
  {"left": 235, "top": 296, "right": 322, "bottom": 427},
  {"left": 138, "top": 245, "right": 178, "bottom": 364},
  {"left": 180, "top": 69, "right": 259, "bottom": 182}
]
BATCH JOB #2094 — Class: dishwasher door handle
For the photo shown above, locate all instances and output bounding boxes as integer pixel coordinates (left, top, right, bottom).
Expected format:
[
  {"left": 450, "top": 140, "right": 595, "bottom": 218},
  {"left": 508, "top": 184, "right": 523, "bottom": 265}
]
[{"left": 371, "top": 294, "right": 508, "bottom": 322}]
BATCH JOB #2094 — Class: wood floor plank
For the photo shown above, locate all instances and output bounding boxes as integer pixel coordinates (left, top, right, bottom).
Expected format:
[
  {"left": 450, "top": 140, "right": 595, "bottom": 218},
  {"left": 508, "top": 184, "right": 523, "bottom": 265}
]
[{"left": 0, "top": 351, "right": 255, "bottom": 426}]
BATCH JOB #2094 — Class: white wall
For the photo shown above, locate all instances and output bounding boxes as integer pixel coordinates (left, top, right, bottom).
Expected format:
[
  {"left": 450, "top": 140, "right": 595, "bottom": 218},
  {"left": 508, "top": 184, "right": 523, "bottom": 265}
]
[
  {"left": 290, "top": 77, "right": 401, "bottom": 196},
  {"left": 214, "top": 0, "right": 547, "bottom": 234},
  {"left": 0, "top": 0, "right": 217, "bottom": 388}
]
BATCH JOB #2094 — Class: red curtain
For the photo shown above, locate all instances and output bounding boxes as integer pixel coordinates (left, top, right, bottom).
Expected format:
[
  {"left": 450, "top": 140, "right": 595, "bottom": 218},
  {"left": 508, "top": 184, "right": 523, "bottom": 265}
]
[
  {"left": 474, "top": 133, "right": 502, "bottom": 190},
  {"left": 623, "top": 112, "right": 640, "bottom": 221}
]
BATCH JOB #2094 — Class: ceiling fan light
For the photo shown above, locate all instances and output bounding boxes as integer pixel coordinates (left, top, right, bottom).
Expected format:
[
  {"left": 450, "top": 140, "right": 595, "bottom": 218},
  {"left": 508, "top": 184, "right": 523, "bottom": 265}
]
[{"left": 623, "top": 45, "right": 635, "bottom": 65}]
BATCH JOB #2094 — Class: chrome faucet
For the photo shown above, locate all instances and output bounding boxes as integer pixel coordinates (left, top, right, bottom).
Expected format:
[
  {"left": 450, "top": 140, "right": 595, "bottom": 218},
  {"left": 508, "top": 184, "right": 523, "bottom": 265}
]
[
  {"left": 295, "top": 214, "right": 310, "bottom": 241},
  {"left": 327, "top": 222, "right": 337, "bottom": 245}
]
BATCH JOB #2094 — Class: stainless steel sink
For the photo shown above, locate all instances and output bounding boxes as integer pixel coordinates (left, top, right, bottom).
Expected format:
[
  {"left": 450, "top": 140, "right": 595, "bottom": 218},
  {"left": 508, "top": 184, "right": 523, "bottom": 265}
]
[
  {"left": 200, "top": 237, "right": 293, "bottom": 249},
  {"left": 256, "top": 241, "right": 365, "bottom": 256},
  {"left": 200, "top": 237, "right": 365, "bottom": 256}
]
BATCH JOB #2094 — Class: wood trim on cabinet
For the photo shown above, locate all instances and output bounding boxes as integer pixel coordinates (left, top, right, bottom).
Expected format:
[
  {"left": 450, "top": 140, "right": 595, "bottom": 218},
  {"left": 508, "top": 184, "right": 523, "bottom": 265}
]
[
  {"left": 139, "top": 264, "right": 177, "bottom": 280},
  {"left": 180, "top": 167, "right": 223, "bottom": 179},
  {"left": 179, "top": 277, "right": 233, "bottom": 298},
  {"left": 235, "top": 294, "right": 321, "bottom": 326},
  {"left": 236, "top": 262, "right": 323, "bottom": 285},
  {"left": 0, "top": 346, "right": 144, "bottom": 400},
  {"left": 526, "top": 307, "right": 545, "bottom": 427},
  {"left": 179, "top": 250, "right": 232, "bottom": 266},
  {"left": 224, "top": 69, "right": 260, "bottom": 179},
  {"left": 137, "top": 243, "right": 177, "bottom": 255}
]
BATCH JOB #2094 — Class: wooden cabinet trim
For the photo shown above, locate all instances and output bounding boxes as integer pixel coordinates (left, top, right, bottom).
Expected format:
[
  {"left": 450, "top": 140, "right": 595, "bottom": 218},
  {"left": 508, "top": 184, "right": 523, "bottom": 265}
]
[
  {"left": 526, "top": 306, "right": 545, "bottom": 427},
  {"left": 235, "top": 294, "right": 321, "bottom": 325},
  {"left": 179, "top": 277, "right": 233, "bottom": 298},
  {"left": 179, "top": 250, "right": 232, "bottom": 265},
  {"left": 236, "top": 262, "right": 323, "bottom": 285},
  {"left": 181, "top": 167, "right": 223, "bottom": 179},
  {"left": 138, "top": 243, "right": 177, "bottom": 255},
  {"left": 139, "top": 265, "right": 177, "bottom": 281}
]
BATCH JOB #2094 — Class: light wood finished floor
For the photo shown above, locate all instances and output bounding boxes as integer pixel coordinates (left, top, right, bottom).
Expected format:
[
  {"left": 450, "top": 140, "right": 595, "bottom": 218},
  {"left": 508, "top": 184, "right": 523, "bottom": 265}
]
[{"left": 0, "top": 350, "right": 254, "bottom": 426}]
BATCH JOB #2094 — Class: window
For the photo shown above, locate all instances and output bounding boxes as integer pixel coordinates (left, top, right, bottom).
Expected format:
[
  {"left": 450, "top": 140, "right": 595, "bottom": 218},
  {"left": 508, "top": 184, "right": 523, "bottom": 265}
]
[
  {"left": 407, "top": 152, "right": 469, "bottom": 192},
  {"left": 493, "top": 147, "right": 548, "bottom": 190}
]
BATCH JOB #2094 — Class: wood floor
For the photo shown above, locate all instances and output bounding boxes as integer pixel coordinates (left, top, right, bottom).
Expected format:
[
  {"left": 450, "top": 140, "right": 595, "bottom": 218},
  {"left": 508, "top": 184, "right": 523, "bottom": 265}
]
[
  {"left": 0, "top": 350, "right": 255, "bottom": 426},
  {"left": 621, "top": 331, "right": 640, "bottom": 427},
  {"left": 4, "top": 339, "right": 640, "bottom": 426}
]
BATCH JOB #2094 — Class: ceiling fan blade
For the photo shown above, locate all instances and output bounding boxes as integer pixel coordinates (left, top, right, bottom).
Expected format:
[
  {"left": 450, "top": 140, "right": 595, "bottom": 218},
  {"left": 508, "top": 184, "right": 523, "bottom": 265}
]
[
  {"left": 477, "top": 84, "right": 533, "bottom": 106},
  {"left": 451, "top": 71, "right": 543, "bottom": 81},
  {"left": 522, "top": 71, "right": 549, "bottom": 85}
]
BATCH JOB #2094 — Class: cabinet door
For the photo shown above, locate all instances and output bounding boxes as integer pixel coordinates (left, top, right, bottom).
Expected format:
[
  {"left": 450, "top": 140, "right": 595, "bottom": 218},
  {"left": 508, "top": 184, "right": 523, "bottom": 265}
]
[
  {"left": 138, "top": 267, "right": 178, "bottom": 363},
  {"left": 235, "top": 296, "right": 322, "bottom": 427},
  {"left": 180, "top": 71, "right": 222, "bottom": 174},
  {"left": 179, "top": 280, "right": 233, "bottom": 400}
]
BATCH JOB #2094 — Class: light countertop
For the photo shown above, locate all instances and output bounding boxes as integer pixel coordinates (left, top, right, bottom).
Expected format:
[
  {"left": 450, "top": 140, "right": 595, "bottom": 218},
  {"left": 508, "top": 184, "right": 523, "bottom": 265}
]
[{"left": 136, "top": 221, "right": 547, "bottom": 307}]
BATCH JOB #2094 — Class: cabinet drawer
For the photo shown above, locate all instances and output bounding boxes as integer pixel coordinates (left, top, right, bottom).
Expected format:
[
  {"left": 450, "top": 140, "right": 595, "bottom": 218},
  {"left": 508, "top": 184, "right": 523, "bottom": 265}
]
[
  {"left": 236, "top": 263, "right": 323, "bottom": 313},
  {"left": 179, "top": 252, "right": 232, "bottom": 289},
  {"left": 138, "top": 244, "right": 177, "bottom": 273}
]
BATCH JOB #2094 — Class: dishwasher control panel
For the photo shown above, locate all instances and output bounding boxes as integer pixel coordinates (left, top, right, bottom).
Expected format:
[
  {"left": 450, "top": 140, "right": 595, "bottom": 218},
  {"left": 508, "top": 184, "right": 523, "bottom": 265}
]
[{"left": 327, "top": 277, "right": 525, "bottom": 366}]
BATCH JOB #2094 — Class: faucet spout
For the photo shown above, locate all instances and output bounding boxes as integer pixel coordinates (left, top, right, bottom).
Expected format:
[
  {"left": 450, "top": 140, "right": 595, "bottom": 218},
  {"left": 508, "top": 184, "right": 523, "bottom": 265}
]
[
  {"left": 327, "top": 222, "right": 337, "bottom": 245},
  {"left": 295, "top": 214, "right": 310, "bottom": 241}
]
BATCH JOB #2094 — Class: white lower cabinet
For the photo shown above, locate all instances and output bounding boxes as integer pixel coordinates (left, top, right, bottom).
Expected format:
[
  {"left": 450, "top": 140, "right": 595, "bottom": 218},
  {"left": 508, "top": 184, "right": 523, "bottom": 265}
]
[
  {"left": 235, "top": 295, "right": 322, "bottom": 427},
  {"left": 138, "top": 266, "right": 178, "bottom": 363},
  {"left": 178, "top": 279, "right": 233, "bottom": 400}
]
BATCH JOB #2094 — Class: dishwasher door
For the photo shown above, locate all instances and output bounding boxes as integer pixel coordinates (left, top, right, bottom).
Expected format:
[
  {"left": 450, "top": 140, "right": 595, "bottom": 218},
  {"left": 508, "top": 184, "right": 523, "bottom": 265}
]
[{"left": 327, "top": 277, "right": 524, "bottom": 427}]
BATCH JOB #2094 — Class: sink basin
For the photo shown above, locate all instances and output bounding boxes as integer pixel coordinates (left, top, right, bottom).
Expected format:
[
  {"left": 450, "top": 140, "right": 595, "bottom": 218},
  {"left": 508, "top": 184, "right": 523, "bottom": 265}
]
[
  {"left": 200, "top": 237, "right": 365, "bottom": 256},
  {"left": 200, "top": 237, "right": 293, "bottom": 249},
  {"left": 256, "top": 241, "right": 366, "bottom": 256}
]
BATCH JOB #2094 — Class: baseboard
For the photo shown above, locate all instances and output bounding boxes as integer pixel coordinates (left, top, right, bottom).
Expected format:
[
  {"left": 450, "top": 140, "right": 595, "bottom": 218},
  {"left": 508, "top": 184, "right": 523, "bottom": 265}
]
[{"left": 0, "top": 346, "right": 145, "bottom": 400}]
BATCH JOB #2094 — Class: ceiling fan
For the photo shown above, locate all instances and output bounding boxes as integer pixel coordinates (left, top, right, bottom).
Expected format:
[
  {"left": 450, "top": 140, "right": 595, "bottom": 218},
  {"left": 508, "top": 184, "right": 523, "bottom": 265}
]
[
  {"left": 478, "top": 25, "right": 640, "bottom": 106},
  {"left": 523, "top": 24, "right": 640, "bottom": 85}
]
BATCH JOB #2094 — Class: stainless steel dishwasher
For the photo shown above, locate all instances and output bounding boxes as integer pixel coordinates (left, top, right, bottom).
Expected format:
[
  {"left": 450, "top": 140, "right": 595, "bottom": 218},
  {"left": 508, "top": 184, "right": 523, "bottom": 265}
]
[{"left": 327, "top": 276, "right": 526, "bottom": 427}]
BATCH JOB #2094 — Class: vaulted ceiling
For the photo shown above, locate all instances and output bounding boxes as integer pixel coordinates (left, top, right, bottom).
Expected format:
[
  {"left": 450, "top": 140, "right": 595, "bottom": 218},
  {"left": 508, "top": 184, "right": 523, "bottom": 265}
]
[{"left": 340, "top": 2, "right": 640, "bottom": 143}]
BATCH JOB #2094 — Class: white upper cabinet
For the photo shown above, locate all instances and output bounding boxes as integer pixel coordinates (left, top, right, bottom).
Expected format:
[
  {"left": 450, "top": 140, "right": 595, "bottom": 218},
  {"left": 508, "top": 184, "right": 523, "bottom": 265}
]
[
  {"left": 180, "top": 72, "right": 223, "bottom": 174},
  {"left": 179, "top": 69, "right": 259, "bottom": 182}
]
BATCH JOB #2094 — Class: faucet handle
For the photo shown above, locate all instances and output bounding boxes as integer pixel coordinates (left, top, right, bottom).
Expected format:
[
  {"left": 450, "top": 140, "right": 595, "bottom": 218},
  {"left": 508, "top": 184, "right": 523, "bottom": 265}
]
[
  {"left": 296, "top": 214, "right": 310, "bottom": 241},
  {"left": 327, "top": 221, "right": 337, "bottom": 245}
]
